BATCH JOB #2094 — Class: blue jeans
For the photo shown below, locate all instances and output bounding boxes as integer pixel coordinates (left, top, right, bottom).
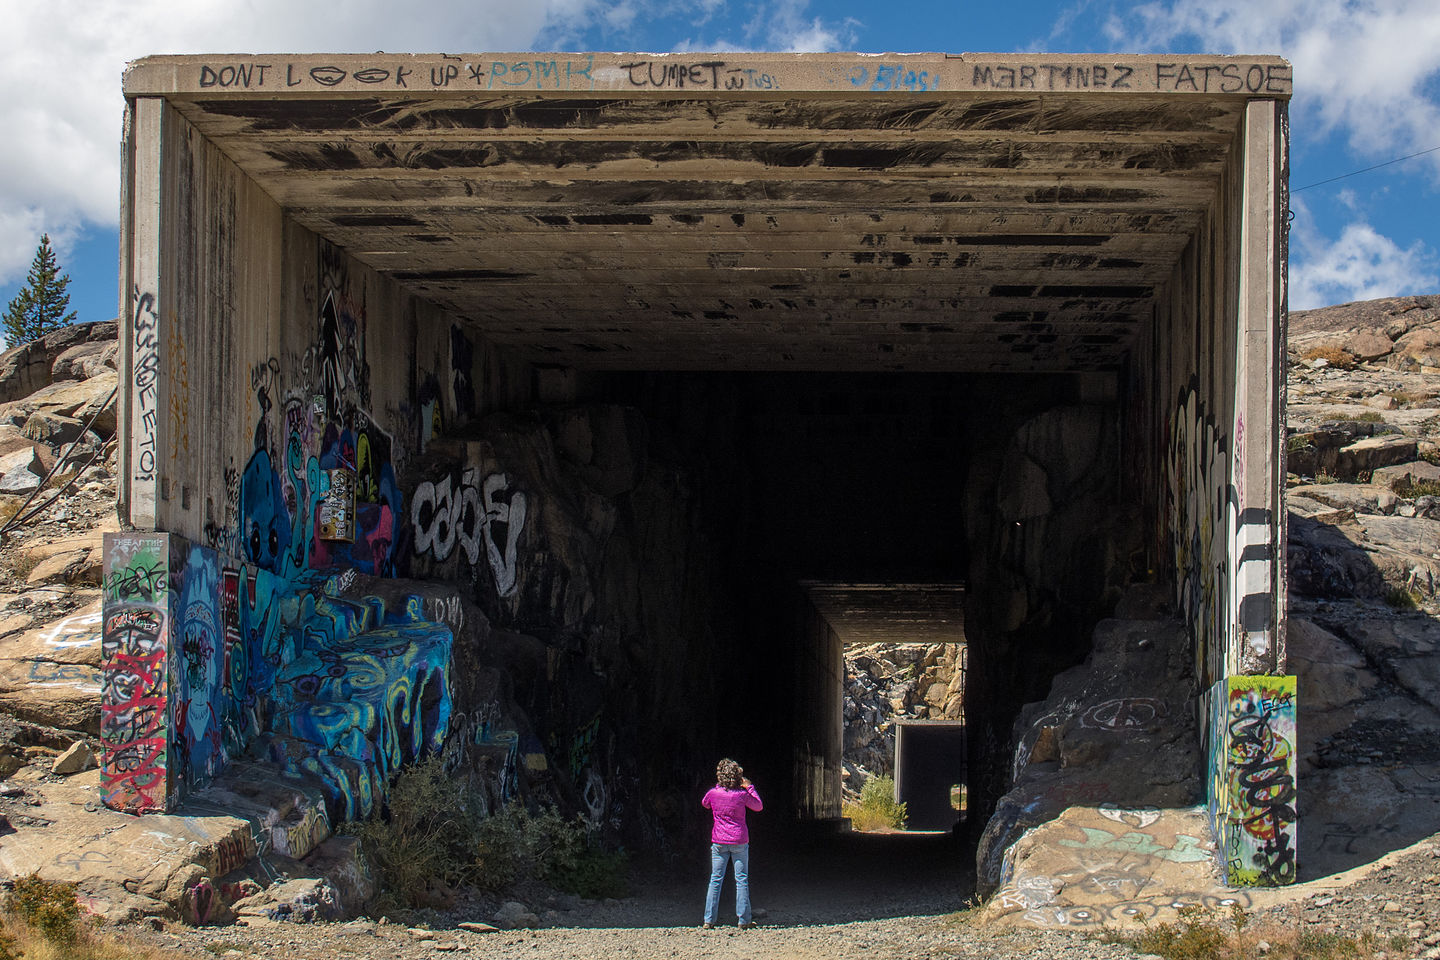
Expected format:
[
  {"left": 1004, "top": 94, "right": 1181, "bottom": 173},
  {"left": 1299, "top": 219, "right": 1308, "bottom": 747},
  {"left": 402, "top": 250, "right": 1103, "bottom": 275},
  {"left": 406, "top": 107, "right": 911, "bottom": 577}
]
[{"left": 704, "top": 842, "right": 750, "bottom": 925}]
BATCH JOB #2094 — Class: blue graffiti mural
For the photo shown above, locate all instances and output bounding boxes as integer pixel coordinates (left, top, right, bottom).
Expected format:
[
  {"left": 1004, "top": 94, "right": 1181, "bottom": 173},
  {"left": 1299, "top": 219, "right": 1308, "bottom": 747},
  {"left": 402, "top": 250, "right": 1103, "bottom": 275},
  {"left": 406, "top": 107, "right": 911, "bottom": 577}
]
[{"left": 262, "top": 592, "right": 452, "bottom": 821}]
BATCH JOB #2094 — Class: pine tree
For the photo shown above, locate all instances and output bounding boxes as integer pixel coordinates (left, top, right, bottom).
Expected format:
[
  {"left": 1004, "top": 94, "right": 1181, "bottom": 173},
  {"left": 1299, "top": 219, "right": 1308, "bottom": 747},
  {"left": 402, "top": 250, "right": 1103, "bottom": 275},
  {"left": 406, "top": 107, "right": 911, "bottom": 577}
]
[{"left": 3, "top": 235, "right": 77, "bottom": 347}]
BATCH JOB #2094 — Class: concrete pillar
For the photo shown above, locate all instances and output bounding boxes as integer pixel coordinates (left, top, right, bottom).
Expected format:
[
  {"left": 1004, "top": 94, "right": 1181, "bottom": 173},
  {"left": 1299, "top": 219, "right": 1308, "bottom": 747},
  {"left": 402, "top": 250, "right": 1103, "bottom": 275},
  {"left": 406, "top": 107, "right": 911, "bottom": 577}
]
[
  {"left": 122, "top": 97, "right": 166, "bottom": 530},
  {"left": 1233, "top": 99, "right": 1289, "bottom": 676},
  {"left": 100, "top": 531, "right": 182, "bottom": 813},
  {"left": 1208, "top": 100, "right": 1297, "bottom": 888}
]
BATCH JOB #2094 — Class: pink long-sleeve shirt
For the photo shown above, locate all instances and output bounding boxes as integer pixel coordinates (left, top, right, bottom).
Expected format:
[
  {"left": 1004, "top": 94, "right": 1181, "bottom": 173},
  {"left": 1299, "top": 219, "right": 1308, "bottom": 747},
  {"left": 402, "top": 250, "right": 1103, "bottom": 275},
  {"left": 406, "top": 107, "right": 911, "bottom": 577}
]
[{"left": 702, "top": 783, "right": 763, "bottom": 844}]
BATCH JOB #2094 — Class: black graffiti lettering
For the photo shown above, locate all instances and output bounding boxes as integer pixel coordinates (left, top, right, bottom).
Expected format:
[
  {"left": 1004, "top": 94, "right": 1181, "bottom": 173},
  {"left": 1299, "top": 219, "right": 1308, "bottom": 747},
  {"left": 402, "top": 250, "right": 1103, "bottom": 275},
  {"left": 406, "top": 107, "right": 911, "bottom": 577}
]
[
  {"left": 622, "top": 60, "right": 726, "bottom": 89},
  {"left": 310, "top": 66, "right": 346, "bottom": 87},
  {"left": 973, "top": 66, "right": 995, "bottom": 87},
  {"left": 1220, "top": 64, "right": 1242, "bottom": 92},
  {"left": 396, "top": 66, "right": 411, "bottom": 87},
  {"left": 1228, "top": 707, "right": 1298, "bottom": 885},
  {"left": 1092, "top": 65, "right": 1108, "bottom": 87},
  {"left": 1112, "top": 65, "right": 1133, "bottom": 89},
  {"left": 286, "top": 64, "right": 302, "bottom": 87},
  {"left": 353, "top": 68, "right": 390, "bottom": 84},
  {"left": 199, "top": 64, "right": 270, "bottom": 88},
  {"left": 1174, "top": 64, "right": 1198, "bottom": 91},
  {"left": 1246, "top": 64, "right": 1265, "bottom": 93},
  {"left": 1266, "top": 64, "right": 1291, "bottom": 93},
  {"left": 1019, "top": 65, "right": 1036, "bottom": 89},
  {"left": 467, "top": 63, "right": 485, "bottom": 84},
  {"left": 431, "top": 64, "right": 459, "bottom": 87},
  {"left": 1155, "top": 63, "right": 1175, "bottom": 88},
  {"left": 996, "top": 66, "right": 1016, "bottom": 89},
  {"left": 1197, "top": 65, "right": 1221, "bottom": 91}
]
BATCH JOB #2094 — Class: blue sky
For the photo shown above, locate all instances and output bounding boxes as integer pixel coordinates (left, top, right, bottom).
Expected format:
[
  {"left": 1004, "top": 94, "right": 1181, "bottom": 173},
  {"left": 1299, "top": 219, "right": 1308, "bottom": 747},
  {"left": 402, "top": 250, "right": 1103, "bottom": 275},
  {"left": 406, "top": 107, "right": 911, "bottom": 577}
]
[{"left": 2, "top": 0, "right": 1438, "bottom": 336}]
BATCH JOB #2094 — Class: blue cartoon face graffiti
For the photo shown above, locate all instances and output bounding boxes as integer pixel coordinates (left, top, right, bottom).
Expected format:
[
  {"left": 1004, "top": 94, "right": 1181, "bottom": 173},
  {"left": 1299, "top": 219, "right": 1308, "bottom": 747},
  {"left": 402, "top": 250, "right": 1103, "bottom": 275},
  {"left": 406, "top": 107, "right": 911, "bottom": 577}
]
[{"left": 240, "top": 449, "right": 292, "bottom": 574}]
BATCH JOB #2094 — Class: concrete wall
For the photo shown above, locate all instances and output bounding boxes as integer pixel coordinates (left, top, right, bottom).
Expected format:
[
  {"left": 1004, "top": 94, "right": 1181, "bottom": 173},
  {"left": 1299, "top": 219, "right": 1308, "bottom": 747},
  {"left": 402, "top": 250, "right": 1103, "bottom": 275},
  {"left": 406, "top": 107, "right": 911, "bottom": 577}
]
[
  {"left": 793, "top": 595, "right": 844, "bottom": 821},
  {"left": 111, "top": 99, "right": 527, "bottom": 813}
]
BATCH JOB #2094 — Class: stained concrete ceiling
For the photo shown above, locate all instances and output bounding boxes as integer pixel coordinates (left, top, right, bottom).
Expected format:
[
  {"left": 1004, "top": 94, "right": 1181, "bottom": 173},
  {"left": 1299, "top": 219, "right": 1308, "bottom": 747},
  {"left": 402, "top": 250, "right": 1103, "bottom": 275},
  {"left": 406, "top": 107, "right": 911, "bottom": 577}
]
[
  {"left": 804, "top": 583, "right": 965, "bottom": 647},
  {"left": 130, "top": 53, "right": 1288, "bottom": 373}
]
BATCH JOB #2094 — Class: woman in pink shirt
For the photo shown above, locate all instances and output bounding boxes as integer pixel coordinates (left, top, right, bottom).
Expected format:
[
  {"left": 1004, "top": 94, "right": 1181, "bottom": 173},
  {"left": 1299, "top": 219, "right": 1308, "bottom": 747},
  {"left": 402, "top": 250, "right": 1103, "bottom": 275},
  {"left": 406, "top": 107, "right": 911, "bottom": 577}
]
[{"left": 701, "top": 758, "right": 763, "bottom": 929}]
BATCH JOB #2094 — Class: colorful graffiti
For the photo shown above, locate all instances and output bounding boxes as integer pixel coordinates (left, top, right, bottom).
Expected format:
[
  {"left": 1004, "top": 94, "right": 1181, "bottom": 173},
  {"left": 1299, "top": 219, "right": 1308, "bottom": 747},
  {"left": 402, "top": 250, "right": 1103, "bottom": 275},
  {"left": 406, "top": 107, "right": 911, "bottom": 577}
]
[
  {"left": 176, "top": 546, "right": 225, "bottom": 787},
  {"left": 101, "top": 534, "right": 174, "bottom": 813},
  {"left": 990, "top": 806, "right": 1246, "bottom": 928},
  {"left": 1208, "top": 675, "right": 1297, "bottom": 886},
  {"left": 411, "top": 468, "right": 527, "bottom": 596},
  {"left": 1166, "top": 384, "right": 1276, "bottom": 689},
  {"left": 105, "top": 246, "right": 459, "bottom": 821},
  {"left": 263, "top": 592, "right": 452, "bottom": 821}
]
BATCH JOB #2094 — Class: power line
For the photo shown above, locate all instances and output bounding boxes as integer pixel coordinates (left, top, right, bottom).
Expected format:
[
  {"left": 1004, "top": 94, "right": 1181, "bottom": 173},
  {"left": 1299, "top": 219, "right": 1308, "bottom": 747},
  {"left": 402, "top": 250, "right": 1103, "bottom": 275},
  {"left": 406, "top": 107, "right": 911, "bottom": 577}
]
[{"left": 1294, "top": 144, "right": 1440, "bottom": 192}]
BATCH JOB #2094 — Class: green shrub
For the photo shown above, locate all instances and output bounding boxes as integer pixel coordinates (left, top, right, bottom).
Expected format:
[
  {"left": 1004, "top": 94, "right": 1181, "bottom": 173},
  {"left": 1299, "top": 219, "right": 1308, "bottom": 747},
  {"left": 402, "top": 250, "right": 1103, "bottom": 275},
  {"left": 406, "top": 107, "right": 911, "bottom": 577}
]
[
  {"left": 1384, "top": 585, "right": 1420, "bottom": 610},
  {"left": 1395, "top": 478, "right": 1440, "bottom": 498},
  {"left": 6, "top": 873, "right": 80, "bottom": 944},
  {"left": 342, "top": 758, "right": 486, "bottom": 911},
  {"left": 473, "top": 803, "right": 627, "bottom": 897},
  {"left": 344, "top": 760, "right": 629, "bottom": 908},
  {"left": 843, "top": 775, "right": 907, "bottom": 832}
]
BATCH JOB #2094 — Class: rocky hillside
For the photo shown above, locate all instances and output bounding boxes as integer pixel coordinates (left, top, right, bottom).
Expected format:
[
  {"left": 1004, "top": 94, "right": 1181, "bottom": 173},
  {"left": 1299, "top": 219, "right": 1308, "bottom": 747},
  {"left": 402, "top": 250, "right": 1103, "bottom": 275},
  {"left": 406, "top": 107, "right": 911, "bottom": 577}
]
[{"left": 842, "top": 642, "right": 964, "bottom": 797}]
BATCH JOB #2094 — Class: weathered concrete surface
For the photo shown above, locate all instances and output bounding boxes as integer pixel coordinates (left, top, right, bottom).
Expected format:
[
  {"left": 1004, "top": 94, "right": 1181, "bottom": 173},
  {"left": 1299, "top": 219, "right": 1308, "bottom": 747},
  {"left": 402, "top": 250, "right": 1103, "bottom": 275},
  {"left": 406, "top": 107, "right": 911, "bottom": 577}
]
[{"left": 984, "top": 805, "right": 1238, "bottom": 930}]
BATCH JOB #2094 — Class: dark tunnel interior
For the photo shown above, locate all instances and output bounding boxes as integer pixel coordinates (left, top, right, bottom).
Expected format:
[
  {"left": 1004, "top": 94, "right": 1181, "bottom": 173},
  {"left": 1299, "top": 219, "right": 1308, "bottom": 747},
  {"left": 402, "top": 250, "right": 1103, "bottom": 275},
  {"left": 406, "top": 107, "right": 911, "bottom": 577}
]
[{"left": 558, "top": 368, "right": 1130, "bottom": 855}]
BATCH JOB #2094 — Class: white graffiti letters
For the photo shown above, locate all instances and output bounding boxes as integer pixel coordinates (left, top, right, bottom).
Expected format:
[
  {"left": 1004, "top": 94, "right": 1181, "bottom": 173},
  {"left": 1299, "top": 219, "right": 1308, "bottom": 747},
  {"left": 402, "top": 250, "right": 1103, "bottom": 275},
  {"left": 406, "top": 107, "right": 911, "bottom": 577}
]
[{"left": 412, "top": 469, "right": 527, "bottom": 597}]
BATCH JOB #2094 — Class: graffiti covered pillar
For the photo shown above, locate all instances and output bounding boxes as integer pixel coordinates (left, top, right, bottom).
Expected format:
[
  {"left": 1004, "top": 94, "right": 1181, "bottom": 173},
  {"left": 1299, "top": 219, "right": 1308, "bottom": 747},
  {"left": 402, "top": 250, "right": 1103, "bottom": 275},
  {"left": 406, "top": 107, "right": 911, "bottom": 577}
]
[
  {"left": 1209, "top": 676, "right": 1296, "bottom": 885},
  {"left": 1208, "top": 98, "right": 1296, "bottom": 886},
  {"left": 100, "top": 532, "right": 183, "bottom": 814}
]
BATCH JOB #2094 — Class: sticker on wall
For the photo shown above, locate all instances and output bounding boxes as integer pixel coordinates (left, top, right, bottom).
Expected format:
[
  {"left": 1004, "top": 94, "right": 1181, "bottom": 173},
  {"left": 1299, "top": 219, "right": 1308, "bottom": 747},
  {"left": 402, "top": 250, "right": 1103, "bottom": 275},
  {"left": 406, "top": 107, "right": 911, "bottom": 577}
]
[{"left": 319, "top": 467, "right": 357, "bottom": 542}]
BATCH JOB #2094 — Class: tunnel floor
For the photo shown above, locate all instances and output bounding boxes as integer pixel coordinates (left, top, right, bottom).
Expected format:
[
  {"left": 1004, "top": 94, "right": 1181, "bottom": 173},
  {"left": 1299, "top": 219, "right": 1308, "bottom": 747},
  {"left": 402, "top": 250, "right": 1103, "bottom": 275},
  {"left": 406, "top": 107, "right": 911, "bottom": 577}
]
[{"left": 585, "top": 831, "right": 976, "bottom": 929}]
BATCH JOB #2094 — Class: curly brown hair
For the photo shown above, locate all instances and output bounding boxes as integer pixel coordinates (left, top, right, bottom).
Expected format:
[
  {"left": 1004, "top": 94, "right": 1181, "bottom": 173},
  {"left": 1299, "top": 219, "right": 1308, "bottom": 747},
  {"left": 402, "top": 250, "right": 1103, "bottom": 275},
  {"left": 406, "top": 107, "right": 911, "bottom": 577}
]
[{"left": 716, "top": 758, "right": 743, "bottom": 790}]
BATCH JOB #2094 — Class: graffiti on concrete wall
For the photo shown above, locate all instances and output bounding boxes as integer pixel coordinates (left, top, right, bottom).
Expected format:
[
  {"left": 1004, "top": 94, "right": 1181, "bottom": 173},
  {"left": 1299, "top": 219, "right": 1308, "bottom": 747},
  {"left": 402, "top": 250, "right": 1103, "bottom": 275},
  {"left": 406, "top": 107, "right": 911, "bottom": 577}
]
[
  {"left": 264, "top": 592, "right": 453, "bottom": 821},
  {"left": 101, "top": 534, "right": 173, "bottom": 813},
  {"left": 1208, "top": 675, "right": 1297, "bottom": 886},
  {"left": 1167, "top": 385, "right": 1275, "bottom": 687},
  {"left": 235, "top": 262, "right": 402, "bottom": 582},
  {"left": 175, "top": 546, "right": 226, "bottom": 788},
  {"left": 411, "top": 468, "right": 527, "bottom": 596},
  {"left": 990, "top": 805, "right": 1246, "bottom": 928}
]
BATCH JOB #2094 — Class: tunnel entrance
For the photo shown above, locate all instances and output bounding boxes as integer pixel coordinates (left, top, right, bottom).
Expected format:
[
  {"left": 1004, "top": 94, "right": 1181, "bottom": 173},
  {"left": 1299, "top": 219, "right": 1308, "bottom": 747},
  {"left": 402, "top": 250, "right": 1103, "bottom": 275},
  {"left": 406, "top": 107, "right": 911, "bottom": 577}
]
[{"left": 109, "top": 50, "right": 1293, "bottom": 902}]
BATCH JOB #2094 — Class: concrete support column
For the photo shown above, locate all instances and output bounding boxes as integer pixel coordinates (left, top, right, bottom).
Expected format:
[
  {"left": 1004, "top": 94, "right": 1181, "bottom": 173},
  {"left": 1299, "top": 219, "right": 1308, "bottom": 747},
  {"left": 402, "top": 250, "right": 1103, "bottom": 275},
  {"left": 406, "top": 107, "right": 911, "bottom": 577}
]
[
  {"left": 100, "top": 532, "right": 182, "bottom": 814},
  {"left": 1233, "top": 98, "right": 1288, "bottom": 676},
  {"left": 1208, "top": 99, "right": 1297, "bottom": 888},
  {"left": 121, "top": 97, "right": 166, "bottom": 530}
]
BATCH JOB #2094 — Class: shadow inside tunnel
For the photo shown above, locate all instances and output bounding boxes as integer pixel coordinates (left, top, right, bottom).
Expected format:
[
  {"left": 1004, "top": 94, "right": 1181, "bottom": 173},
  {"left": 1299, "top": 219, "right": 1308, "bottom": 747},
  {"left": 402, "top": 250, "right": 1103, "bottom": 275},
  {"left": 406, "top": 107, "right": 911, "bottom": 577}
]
[{"left": 547, "top": 829, "right": 976, "bottom": 930}]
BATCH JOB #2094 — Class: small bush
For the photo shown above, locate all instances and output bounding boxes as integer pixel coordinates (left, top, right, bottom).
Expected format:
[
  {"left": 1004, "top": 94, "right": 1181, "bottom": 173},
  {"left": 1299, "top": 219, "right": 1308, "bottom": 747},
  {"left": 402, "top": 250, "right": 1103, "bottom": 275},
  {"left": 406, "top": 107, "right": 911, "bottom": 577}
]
[
  {"left": 842, "top": 775, "right": 907, "bottom": 832},
  {"left": 1384, "top": 585, "right": 1420, "bottom": 610},
  {"left": 344, "top": 760, "right": 629, "bottom": 909},
  {"left": 1301, "top": 344, "right": 1356, "bottom": 369},
  {"left": 7, "top": 874, "right": 80, "bottom": 945},
  {"left": 473, "top": 803, "right": 627, "bottom": 897},
  {"left": 1395, "top": 477, "right": 1440, "bottom": 498},
  {"left": 342, "top": 758, "right": 486, "bottom": 911}
]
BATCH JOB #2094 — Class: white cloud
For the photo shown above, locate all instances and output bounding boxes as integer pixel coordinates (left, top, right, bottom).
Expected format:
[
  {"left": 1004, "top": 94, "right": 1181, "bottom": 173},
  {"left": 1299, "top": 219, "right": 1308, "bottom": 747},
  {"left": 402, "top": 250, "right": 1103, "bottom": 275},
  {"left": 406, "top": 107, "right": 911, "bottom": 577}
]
[
  {"left": 669, "top": 0, "right": 855, "bottom": 53},
  {"left": 1289, "top": 199, "right": 1439, "bottom": 309},
  {"left": 1107, "top": 0, "right": 1440, "bottom": 182},
  {"left": 0, "top": 0, "right": 606, "bottom": 285}
]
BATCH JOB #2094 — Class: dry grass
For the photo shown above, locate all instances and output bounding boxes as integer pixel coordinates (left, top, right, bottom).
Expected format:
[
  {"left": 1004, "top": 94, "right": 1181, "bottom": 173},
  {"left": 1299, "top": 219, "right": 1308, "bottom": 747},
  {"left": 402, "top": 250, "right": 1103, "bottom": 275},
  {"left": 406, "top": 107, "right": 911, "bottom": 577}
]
[
  {"left": 0, "top": 875, "right": 174, "bottom": 960},
  {"left": 1102, "top": 905, "right": 1403, "bottom": 960},
  {"left": 1302, "top": 344, "right": 1358, "bottom": 369}
]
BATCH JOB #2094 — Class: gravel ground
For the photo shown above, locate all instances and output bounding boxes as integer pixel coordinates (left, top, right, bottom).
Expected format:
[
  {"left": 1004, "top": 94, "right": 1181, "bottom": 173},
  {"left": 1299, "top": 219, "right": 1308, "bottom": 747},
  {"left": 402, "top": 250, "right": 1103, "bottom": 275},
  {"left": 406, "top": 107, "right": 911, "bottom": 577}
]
[{"left": 109, "top": 830, "right": 1440, "bottom": 960}]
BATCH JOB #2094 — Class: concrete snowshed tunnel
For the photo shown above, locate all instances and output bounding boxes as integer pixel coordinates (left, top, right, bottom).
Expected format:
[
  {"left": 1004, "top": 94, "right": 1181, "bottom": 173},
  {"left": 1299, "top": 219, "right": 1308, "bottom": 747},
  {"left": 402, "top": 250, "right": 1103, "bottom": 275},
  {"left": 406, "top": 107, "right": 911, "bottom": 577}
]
[{"left": 105, "top": 51, "right": 1294, "bottom": 884}]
